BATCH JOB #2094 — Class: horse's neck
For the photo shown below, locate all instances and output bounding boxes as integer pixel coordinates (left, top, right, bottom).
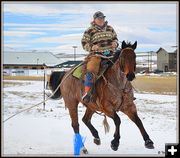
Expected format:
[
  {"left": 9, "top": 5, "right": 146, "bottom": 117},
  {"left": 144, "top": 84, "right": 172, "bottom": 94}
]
[{"left": 105, "top": 60, "right": 126, "bottom": 87}]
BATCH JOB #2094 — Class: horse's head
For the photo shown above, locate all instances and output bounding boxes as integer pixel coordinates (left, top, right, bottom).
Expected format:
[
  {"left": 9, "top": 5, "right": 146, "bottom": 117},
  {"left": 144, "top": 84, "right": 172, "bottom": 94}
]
[{"left": 119, "top": 40, "right": 137, "bottom": 81}]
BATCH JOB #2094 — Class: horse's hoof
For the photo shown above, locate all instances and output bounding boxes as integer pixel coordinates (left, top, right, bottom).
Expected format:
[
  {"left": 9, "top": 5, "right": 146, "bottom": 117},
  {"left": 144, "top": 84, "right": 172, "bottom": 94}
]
[
  {"left": 145, "top": 139, "right": 154, "bottom": 149},
  {"left": 94, "top": 138, "right": 101, "bottom": 145},
  {"left": 111, "top": 140, "right": 119, "bottom": 151},
  {"left": 80, "top": 146, "right": 88, "bottom": 154}
]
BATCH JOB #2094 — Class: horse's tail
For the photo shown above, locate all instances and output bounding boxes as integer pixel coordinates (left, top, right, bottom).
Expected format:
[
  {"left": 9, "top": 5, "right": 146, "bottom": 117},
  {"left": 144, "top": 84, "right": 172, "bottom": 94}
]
[
  {"left": 103, "top": 115, "right": 110, "bottom": 134},
  {"left": 48, "top": 71, "right": 66, "bottom": 99}
]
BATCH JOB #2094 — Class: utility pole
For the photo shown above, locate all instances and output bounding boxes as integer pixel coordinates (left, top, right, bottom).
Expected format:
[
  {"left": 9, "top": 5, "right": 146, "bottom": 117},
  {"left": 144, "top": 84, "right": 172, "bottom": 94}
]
[
  {"left": 150, "top": 51, "right": 153, "bottom": 72},
  {"left": 37, "top": 58, "right": 39, "bottom": 75},
  {"left": 43, "top": 63, "right": 46, "bottom": 110},
  {"left": 72, "top": 46, "right": 77, "bottom": 61},
  {"left": 148, "top": 52, "right": 150, "bottom": 72}
]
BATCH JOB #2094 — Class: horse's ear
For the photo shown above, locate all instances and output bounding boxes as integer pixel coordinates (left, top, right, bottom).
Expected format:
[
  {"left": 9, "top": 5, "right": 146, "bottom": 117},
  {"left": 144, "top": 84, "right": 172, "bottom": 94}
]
[
  {"left": 122, "top": 40, "right": 126, "bottom": 49},
  {"left": 132, "top": 41, "right": 137, "bottom": 50}
]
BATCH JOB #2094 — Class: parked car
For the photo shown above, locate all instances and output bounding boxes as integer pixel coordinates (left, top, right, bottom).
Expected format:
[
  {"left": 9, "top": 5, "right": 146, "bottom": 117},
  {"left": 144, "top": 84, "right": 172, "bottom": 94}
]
[
  {"left": 3, "top": 71, "right": 10, "bottom": 76},
  {"left": 153, "top": 69, "right": 163, "bottom": 74},
  {"left": 139, "top": 70, "right": 146, "bottom": 74}
]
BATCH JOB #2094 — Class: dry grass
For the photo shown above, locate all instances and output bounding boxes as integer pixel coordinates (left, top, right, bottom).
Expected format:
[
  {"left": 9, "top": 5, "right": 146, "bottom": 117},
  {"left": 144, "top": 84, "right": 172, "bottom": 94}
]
[
  {"left": 3, "top": 75, "right": 44, "bottom": 81},
  {"left": 3, "top": 75, "right": 177, "bottom": 95},
  {"left": 132, "top": 75, "right": 177, "bottom": 95}
]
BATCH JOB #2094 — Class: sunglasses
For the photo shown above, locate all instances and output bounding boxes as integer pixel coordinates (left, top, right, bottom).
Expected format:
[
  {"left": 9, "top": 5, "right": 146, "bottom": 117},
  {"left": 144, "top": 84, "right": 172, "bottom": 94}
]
[{"left": 96, "top": 17, "right": 105, "bottom": 20}]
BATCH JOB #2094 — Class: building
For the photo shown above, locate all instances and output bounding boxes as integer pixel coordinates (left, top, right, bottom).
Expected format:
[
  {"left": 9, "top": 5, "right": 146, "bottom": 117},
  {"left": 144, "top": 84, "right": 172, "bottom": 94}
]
[
  {"left": 54, "top": 60, "right": 82, "bottom": 68},
  {"left": 3, "top": 51, "right": 63, "bottom": 76},
  {"left": 52, "top": 60, "right": 83, "bottom": 72},
  {"left": 156, "top": 47, "right": 177, "bottom": 72},
  {"left": 135, "top": 51, "right": 157, "bottom": 73}
]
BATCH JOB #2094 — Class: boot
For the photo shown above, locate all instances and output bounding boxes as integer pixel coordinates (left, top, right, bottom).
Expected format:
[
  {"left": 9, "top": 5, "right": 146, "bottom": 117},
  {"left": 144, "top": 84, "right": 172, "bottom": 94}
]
[
  {"left": 82, "top": 72, "right": 94, "bottom": 103},
  {"left": 82, "top": 86, "right": 92, "bottom": 103}
]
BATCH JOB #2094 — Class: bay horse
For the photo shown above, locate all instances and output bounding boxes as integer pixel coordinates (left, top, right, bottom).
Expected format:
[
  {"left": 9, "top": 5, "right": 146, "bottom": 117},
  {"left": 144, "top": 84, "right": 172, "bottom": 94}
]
[{"left": 48, "top": 41, "right": 154, "bottom": 154}]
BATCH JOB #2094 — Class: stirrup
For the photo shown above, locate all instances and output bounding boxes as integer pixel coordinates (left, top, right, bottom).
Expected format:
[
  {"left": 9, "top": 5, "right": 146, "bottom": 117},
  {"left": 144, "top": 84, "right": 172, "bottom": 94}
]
[{"left": 82, "top": 92, "right": 91, "bottom": 103}]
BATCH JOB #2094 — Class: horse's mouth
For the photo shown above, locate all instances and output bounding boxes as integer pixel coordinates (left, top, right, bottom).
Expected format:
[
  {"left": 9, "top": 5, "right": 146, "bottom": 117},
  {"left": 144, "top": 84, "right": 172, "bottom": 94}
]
[{"left": 126, "top": 73, "right": 135, "bottom": 81}]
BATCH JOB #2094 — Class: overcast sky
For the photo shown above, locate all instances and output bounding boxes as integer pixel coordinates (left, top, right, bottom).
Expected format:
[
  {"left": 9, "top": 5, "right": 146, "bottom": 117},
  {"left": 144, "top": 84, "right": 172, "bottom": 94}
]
[{"left": 2, "top": 1, "right": 178, "bottom": 54}]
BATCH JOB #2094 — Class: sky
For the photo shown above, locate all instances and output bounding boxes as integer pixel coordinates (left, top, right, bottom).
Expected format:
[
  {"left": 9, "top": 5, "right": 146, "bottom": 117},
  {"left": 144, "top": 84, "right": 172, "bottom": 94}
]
[{"left": 2, "top": 1, "right": 178, "bottom": 54}]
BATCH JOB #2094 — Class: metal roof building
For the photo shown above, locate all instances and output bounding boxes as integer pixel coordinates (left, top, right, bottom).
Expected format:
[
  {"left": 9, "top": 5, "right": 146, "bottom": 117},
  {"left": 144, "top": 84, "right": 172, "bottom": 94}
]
[{"left": 3, "top": 51, "right": 63, "bottom": 68}]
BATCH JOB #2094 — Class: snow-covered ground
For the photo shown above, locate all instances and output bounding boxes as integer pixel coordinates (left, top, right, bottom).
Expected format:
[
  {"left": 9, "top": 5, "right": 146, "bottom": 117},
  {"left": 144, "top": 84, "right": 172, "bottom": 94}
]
[{"left": 2, "top": 80, "right": 178, "bottom": 156}]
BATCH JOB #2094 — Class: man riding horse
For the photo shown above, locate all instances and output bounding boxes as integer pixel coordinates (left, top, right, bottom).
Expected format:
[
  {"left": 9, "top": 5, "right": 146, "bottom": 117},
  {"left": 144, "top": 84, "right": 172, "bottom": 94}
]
[
  {"left": 81, "top": 11, "right": 119, "bottom": 103},
  {"left": 48, "top": 12, "right": 154, "bottom": 154}
]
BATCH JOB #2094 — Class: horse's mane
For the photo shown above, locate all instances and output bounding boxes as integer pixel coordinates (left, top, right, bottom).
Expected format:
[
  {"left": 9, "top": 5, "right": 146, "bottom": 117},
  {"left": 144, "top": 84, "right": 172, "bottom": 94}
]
[
  {"left": 107, "top": 49, "right": 121, "bottom": 67},
  {"left": 104, "top": 41, "right": 134, "bottom": 73},
  {"left": 107, "top": 41, "right": 134, "bottom": 67},
  {"left": 124, "top": 41, "right": 133, "bottom": 48}
]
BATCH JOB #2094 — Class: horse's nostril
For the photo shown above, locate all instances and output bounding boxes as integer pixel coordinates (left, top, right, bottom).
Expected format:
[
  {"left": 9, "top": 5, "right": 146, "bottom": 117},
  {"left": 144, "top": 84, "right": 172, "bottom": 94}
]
[
  {"left": 126, "top": 74, "right": 129, "bottom": 78},
  {"left": 126, "top": 73, "right": 135, "bottom": 81}
]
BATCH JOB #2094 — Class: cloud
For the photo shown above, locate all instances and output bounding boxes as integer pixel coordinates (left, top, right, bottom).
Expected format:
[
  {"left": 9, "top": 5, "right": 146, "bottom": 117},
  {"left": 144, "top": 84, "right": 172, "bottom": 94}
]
[
  {"left": 3, "top": 3, "right": 97, "bottom": 16},
  {"left": 4, "top": 33, "right": 84, "bottom": 54},
  {"left": 4, "top": 43, "right": 28, "bottom": 48},
  {"left": 4, "top": 23, "right": 87, "bottom": 28},
  {"left": 30, "top": 33, "right": 82, "bottom": 45},
  {"left": 3, "top": 3, "right": 177, "bottom": 23},
  {"left": 4, "top": 3, "right": 61, "bottom": 16},
  {"left": 4, "top": 31, "right": 46, "bottom": 37},
  {"left": 3, "top": 2, "right": 177, "bottom": 53},
  {"left": 47, "top": 44, "right": 85, "bottom": 54}
]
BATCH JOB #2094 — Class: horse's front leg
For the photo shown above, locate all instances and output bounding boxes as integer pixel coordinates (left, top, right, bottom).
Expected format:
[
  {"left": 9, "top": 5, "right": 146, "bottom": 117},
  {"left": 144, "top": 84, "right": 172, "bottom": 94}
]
[
  {"left": 122, "top": 103, "right": 154, "bottom": 149},
  {"left": 110, "top": 112, "right": 121, "bottom": 151},
  {"left": 67, "top": 103, "right": 88, "bottom": 155},
  {"left": 131, "top": 112, "right": 154, "bottom": 149}
]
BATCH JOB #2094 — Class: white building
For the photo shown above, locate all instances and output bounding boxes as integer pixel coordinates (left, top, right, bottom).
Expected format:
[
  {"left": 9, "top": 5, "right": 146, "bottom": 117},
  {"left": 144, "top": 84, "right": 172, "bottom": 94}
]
[{"left": 3, "top": 51, "right": 64, "bottom": 76}]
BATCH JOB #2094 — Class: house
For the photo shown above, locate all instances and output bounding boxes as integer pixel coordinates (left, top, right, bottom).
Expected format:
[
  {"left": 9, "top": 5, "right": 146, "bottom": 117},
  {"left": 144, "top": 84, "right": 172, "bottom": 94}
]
[
  {"left": 156, "top": 47, "right": 177, "bottom": 72},
  {"left": 3, "top": 51, "right": 63, "bottom": 75}
]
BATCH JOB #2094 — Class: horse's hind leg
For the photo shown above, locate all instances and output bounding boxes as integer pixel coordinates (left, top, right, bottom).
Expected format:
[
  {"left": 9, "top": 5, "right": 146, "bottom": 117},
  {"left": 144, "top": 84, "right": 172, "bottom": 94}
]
[
  {"left": 110, "top": 112, "right": 121, "bottom": 151},
  {"left": 123, "top": 104, "right": 154, "bottom": 149},
  {"left": 82, "top": 108, "right": 101, "bottom": 145},
  {"left": 67, "top": 103, "right": 79, "bottom": 133}
]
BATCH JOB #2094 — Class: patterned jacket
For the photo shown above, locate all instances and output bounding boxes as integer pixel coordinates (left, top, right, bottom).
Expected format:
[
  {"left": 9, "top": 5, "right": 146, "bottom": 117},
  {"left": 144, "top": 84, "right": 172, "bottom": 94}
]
[{"left": 81, "top": 21, "right": 119, "bottom": 53}]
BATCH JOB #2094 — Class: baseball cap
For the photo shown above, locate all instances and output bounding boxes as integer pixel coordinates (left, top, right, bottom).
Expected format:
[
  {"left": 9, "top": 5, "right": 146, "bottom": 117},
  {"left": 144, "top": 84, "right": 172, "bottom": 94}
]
[{"left": 93, "top": 11, "right": 106, "bottom": 19}]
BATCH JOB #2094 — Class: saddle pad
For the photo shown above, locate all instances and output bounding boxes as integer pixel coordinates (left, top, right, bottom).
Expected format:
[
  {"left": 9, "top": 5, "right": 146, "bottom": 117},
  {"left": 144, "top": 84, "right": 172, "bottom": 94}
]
[{"left": 73, "top": 65, "right": 83, "bottom": 79}]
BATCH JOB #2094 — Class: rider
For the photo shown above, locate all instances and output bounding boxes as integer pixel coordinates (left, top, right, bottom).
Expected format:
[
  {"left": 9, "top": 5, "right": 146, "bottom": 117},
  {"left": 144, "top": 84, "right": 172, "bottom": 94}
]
[{"left": 81, "top": 11, "right": 119, "bottom": 103}]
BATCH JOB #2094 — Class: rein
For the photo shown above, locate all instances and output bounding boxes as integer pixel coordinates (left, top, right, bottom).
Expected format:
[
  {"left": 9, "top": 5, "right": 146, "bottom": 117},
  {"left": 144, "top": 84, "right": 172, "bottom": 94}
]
[
  {"left": 91, "top": 54, "right": 114, "bottom": 64},
  {"left": 3, "top": 62, "right": 84, "bottom": 123},
  {"left": 116, "top": 79, "right": 130, "bottom": 111}
]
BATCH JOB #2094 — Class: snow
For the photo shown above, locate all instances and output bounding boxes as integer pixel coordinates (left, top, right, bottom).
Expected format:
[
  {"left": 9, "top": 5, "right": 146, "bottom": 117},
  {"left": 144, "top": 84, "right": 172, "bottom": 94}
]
[{"left": 2, "top": 80, "right": 177, "bottom": 156}]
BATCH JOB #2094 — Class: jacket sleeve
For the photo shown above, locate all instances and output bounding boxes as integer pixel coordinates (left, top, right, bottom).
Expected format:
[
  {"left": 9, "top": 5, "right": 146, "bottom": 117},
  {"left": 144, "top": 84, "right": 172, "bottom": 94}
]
[
  {"left": 111, "top": 26, "right": 119, "bottom": 47},
  {"left": 81, "top": 30, "right": 91, "bottom": 52}
]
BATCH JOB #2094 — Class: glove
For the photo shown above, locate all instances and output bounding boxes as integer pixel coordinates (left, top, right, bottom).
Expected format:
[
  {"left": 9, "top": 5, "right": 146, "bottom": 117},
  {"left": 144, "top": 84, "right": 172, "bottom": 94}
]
[
  {"left": 91, "top": 45, "right": 99, "bottom": 51},
  {"left": 111, "top": 41, "right": 118, "bottom": 48}
]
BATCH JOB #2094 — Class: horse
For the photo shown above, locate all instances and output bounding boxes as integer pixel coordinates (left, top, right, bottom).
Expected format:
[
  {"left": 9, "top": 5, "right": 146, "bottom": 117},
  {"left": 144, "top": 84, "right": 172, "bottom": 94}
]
[{"left": 48, "top": 41, "right": 154, "bottom": 154}]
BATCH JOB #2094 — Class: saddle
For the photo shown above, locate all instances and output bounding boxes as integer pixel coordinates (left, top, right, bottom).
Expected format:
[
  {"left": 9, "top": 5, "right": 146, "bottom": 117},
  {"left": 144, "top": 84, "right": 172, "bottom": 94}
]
[
  {"left": 72, "top": 52, "right": 114, "bottom": 103},
  {"left": 72, "top": 57, "right": 111, "bottom": 80}
]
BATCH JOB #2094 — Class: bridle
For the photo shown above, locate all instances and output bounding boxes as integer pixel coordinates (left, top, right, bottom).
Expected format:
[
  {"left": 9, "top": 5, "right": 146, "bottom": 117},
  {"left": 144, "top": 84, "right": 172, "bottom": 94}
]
[{"left": 119, "top": 47, "right": 136, "bottom": 74}]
